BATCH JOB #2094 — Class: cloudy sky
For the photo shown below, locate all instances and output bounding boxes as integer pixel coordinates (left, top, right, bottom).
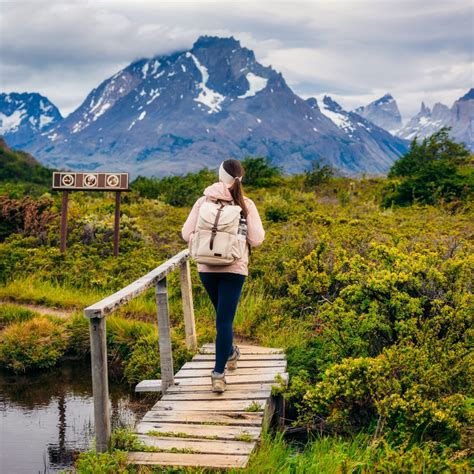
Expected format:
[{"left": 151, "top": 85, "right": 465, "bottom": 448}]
[{"left": 1, "top": 0, "right": 472, "bottom": 120}]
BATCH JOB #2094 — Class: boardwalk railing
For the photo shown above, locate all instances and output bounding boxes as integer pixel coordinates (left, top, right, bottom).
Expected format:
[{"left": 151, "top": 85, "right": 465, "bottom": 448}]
[{"left": 84, "top": 249, "right": 197, "bottom": 452}]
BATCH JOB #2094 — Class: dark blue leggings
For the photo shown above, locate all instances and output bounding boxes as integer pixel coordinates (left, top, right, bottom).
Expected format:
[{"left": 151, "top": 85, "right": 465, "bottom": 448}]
[{"left": 199, "top": 272, "right": 246, "bottom": 374}]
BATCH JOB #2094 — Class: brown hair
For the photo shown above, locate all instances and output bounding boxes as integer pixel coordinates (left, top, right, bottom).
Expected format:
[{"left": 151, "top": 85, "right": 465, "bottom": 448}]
[{"left": 222, "top": 159, "right": 248, "bottom": 217}]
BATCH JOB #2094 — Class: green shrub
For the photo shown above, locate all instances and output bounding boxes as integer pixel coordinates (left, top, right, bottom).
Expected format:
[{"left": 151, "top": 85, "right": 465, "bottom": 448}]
[
  {"left": 75, "top": 450, "right": 129, "bottom": 474},
  {"left": 242, "top": 157, "right": 281, "bottom": 187},
  {"left": 131, "top": 168, "right": 215, "bottom": 206},
  {"left": 383, "top": 128, "right": 473, "bottom": 207},
  {"left": 0, "top": 316, "right": 69, "bottom": 371},
  {"left": 304, "top": 160, "right": 335, "bottom": 187},
  {"left": 264, "top": 195, "right": 291, "bottom": 222},
  {"left": 122, "top": 333, "right": 161, "bottom": 384},
  {"left": 0, "top": 304, "right": 36, "bottom": 328}
]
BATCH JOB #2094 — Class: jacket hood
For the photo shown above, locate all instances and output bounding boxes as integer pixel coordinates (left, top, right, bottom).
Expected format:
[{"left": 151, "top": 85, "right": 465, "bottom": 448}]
[{"left": 203, "top": 181, "right": 233, "bottom": 201}]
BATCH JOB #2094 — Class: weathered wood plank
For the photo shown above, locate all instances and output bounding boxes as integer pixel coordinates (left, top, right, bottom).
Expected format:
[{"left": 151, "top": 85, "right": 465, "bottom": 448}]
[
  {"left": 137, "top": 435, "right": 256, "bottom": 455},
  {"left": 151, "top": 399, "right": 266, "bottom": 412},
  {"left": 165, "top": 382, "right": 276, "bottom": 393},
  {"left": 129, "top": 343, "right": 288, "bottom": 469},
  {"left": 135, "top": 379, "right": 162, "bottom": 393},
  {"left": 200, "top": 343, "right": 283, "bottom": 354},
  {"left": 179, "top": 259, "right": 197, "bottom": 350},
  {"left": 192, "top": 353, "right": 286, "bottom": 361},
  {"left": 161, "top": 390, "right": 271, "bottom": 401},
  {"left": 181, "top": 359, "right": 287, "bottom": 370},
  {"left": 89, "top": 317, "right": 110, "bottom": 452},
  {"left": 175, "top": 367, "right": 286, "bottom": 378},
  {"left": 142, "top": 410, "right": 263, "bottom": 426},
  {"left": 174, "top": 372, "right": 288, "bottom": 386},
  {"left": 84, "top": 249, "right": 189, "bottom": 318},
  {"left": 135, "top": 421, "right": 261, "bottom": 440},
  {"left": 127, "top": 451, "right": 248, "bottom": 468},
  {"left": 156, "top": 278, "right": 174, "bottom": 391}
]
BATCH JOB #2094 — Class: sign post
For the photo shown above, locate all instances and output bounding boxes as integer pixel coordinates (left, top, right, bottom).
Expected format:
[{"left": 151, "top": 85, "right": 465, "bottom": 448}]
[
  {"left": 52, "top": 172, "right": 129, "bottom": 255},
  {"left": 60, "top": 190, "right": 69, "bottom": 253}
]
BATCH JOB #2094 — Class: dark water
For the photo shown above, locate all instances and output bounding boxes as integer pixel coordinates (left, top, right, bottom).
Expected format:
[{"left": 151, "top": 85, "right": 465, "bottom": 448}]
[{"left": 0, "top": 361, "right": 154, "bottom": 474}]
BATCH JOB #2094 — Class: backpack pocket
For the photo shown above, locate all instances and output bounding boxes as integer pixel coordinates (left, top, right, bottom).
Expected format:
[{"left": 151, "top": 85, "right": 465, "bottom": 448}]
[{"left": 191, "top": 229, "right": 237, "bottom": 265}]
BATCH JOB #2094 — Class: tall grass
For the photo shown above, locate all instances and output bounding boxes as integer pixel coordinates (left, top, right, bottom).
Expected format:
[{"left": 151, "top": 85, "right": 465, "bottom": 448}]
[
  {"left": 0, "top": 279, "right": 104, "bottom": 309},
  {"left": 0, "top": 303, "right": 37, "bottom": 328}
]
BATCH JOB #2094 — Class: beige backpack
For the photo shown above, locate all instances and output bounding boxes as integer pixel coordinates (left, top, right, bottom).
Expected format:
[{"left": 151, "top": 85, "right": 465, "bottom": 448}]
[{"left": 189, "top": 199, "right": 247, "bottom": 265}]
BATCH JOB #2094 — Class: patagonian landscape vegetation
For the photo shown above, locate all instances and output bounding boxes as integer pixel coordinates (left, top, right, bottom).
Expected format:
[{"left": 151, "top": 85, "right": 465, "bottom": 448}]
[{"left": 0, "top": 129, "right": 473, "bottom": 472}]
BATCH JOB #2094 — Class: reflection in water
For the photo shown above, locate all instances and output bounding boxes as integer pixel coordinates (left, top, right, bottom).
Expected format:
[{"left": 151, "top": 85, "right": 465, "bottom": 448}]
[{"left": 0, "top": 360, "right": 154, "bottom": 473}]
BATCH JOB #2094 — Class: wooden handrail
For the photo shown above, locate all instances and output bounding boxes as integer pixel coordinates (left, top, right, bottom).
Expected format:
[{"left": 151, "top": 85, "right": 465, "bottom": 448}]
[
  {"left": 85, "top": 249, "right": 190, "bottom": 318},
  {"left": 84, "top": 249, "right": 197, "bottom": 452}
]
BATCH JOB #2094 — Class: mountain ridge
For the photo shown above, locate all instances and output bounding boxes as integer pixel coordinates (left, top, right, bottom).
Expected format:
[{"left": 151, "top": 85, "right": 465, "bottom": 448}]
[{"left": 1, "top": 35, "right": 407, "bottom": 176}]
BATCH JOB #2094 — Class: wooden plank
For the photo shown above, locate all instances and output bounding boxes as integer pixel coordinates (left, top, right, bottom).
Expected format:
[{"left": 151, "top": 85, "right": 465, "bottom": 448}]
[
  {"left": 174, "top": 372, "right": 288, "bottom": 386},
  {"left": 151, "top": 399, "right": 266, "bottom": 412},
  {"left": 165, "top": 383, "right": 276, "bottom": 393},
  {"left": 181, "top": 359, "right": 287, "bottom": 370},
  {"left": 175, "top": 367, "right": 285, "bottom": 378},
  {"left": 137, "top": 435, "right": 256, "bottom": 455},
  {"left": 135, "top": 422, "right": 261, "bottom": 440},
  {"left": 135, "top": 379, "right": 162, "bottom": 393},
  {"left": 89, "top": 317, "right": 110, "bottom": 452},
  {"left": 142, "top": 410, "right": 263, "bottom": 426},
  {"left": 200, "top": 343, "right": 283, "bottom": 354},
  {"left": 161, "top": 390, "right": 271, "bottom": 401},
  {"left": 192, "top": 353, "right": 285, "bottom": 361},
  {"left": 179, "top": 260, "right": 197, "bottom": 350},
  {"left": 84, "top": 249, "right": 189, "bottom": 318},
  {"left": 156, "top": 278, "right": 174, "bottom": 391},
  {"left": 127, "top": 451, "right": 248, "bottom": 468}
]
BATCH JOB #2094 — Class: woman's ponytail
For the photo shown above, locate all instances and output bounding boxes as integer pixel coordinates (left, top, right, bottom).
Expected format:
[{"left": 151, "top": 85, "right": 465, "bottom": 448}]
[
  {"left": 222, "top": 159, "right": 248, "bottom": 217},
  {"left": 229, "top": 177, "right": 248, "bottom": 218}
]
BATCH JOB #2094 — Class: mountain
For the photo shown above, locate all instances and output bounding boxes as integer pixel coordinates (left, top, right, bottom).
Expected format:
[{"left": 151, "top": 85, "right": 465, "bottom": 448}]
[
  {"left": 397, "top": 89, "right": 473, "bottom": 151},
  {"left": 310, "top": 95, "right": 407, "bottom": 171},
  {"left": 0, "top": 93, "right": 63, "bottom": 149},
  {"left": 4, "top": 36, "right": 407, "bottom": 176},
  {"left": 0, "top": 137, "right": 51, "bottom": 187},
  {"left": 397, "top": 101, "right": 451, "bottom": 140},
  {"left": 449, "top": 89, "right": 474, "bottom": 150},
  {"left": 354, "top": 93, "right": 402, "bottom": 133}
]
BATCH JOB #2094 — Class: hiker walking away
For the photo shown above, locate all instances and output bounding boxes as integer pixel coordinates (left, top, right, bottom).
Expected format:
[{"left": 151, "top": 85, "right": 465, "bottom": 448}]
[{"left": 181, "top": 159, "right": 265, "bottom": 392}]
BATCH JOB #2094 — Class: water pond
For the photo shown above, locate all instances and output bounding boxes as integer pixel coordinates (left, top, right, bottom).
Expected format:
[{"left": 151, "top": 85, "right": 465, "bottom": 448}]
[{"left": 0, "top": 360, "right": 154, "bottom": 473}]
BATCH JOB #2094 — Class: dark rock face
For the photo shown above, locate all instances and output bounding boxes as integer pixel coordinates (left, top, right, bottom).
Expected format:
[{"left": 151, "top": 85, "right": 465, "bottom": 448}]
[
  {"left": 354, "top": 93, "right": 402, "bottom": 133},
  {"left": 0, "top": 92, "right": 62, "bottom": 148},
  {"left": 2, "top": 36, "right": 407, "bottom": 176}
]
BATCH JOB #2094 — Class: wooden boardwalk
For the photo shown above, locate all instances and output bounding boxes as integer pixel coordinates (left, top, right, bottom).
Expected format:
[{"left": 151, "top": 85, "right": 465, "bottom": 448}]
[{"left": 128, "top": 343, "right": 288, "bottom": 469}]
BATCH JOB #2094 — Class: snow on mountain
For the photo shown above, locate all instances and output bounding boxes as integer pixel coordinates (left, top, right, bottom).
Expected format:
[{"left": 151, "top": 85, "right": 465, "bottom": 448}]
[
  {"left": 6, "top": 36, "right": 407, "bottom": 176},
  {"left": 397, "top": 89, "right": 473, "bottom": 151},
  {"left": 397, "top": 101, "right": 451, "bottom": 140},
  {"left": 354, "top": 93, "right": 402, "bottom": 133},
  {"left": 0, "top": 92, "right": 62, "bottom": 148}
]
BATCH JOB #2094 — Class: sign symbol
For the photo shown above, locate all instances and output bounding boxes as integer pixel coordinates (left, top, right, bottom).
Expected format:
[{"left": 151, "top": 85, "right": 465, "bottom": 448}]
[
  {"left": 84, "top": 174, "right": 98, "bottom": 187},
  {"left": 61, "top": 174, "right": 75, "bottom": 187},
  {"left": 107, "top": 175, "right": 120, "bottom": 187}
]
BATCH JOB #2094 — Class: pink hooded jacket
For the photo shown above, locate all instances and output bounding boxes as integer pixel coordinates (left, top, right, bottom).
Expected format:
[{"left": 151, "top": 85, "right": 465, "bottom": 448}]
[{"left": 181, "top": 182, "right": 265, "bottom": 276}]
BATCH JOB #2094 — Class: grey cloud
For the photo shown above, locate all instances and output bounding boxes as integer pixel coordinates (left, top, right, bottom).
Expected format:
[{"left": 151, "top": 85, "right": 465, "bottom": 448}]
[{"left": 0, "top": 0, "right": 472, "bottom": 118}]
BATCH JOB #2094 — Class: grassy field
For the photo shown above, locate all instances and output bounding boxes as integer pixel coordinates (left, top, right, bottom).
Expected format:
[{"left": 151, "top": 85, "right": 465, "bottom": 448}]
[{"left": 1, "top": 147, "right": 473, "bottom": 471}]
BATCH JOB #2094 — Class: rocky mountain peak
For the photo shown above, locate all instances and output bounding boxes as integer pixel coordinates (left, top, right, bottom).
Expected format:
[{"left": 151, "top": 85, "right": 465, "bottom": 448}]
[{"left": 354, "top": 92, "right": 402, "bottom": 132}]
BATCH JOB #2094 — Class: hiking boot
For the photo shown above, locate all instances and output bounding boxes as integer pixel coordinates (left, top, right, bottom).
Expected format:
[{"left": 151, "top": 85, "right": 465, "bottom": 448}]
[
  {"left": 211, "top": 371, "right": 226, "bottom": 393},
  {"left": 226, "top": 345, "right": 240, "bottom": 371}
]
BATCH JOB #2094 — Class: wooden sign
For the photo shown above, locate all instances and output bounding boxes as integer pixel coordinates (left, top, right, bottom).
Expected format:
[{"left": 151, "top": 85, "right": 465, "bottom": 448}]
[
  {"left": 52, "top": 172, "right": 129, "bottom": 191},
  {"left": 52, "top": 171, "right": 130, "bottom": 256}
]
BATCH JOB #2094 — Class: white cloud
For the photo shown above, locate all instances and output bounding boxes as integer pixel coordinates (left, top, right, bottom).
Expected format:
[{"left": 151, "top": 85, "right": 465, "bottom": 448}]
[{"left": 0, "top": 0, "right": 472, "bottom": 118}]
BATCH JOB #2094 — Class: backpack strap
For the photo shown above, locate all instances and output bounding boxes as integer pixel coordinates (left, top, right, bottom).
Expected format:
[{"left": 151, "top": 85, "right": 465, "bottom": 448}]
[{"left": 209, "top": 202, "right": 225, "bottom": 251}]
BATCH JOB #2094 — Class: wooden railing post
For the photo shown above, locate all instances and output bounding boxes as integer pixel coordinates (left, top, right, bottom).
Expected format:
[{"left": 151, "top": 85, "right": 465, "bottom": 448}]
[
  {"left": 156, "top": 277, "right": 174, "bottom": 391},
  {"left": 179, "top": 259, "right": 197, "bottom": 350},
  {"left": 89, "top": 317, "right": 110, "bottom": 452}
]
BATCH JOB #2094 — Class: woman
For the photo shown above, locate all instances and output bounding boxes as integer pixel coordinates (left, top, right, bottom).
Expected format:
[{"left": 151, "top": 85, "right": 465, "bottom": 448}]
[{"left": 181, "top": 159, "right": 265, "bottom": 392}]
